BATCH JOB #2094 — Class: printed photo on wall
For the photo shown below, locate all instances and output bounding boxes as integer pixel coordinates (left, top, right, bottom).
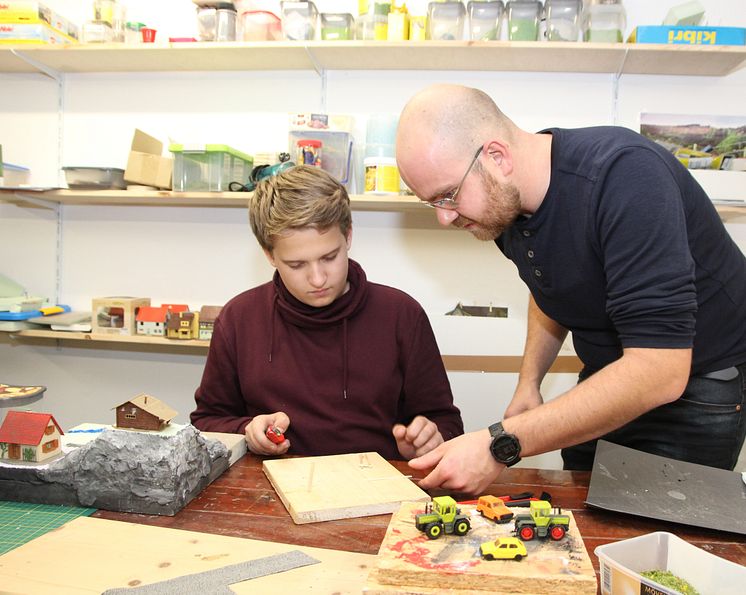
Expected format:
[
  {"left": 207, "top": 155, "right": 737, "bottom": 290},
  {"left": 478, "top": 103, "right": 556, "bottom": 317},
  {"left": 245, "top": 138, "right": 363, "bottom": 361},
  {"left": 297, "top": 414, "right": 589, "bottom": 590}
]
[{"left": 640, "top": 113, "right": 746, "bottom": 172}]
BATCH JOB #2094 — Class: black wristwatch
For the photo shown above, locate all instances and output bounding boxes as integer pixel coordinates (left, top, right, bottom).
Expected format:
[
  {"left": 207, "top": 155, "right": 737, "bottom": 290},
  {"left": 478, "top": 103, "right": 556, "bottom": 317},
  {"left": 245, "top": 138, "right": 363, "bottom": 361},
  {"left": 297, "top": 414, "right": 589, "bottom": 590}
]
[{"left": 488, "top": 421, "right": 522, "bottom": 467}]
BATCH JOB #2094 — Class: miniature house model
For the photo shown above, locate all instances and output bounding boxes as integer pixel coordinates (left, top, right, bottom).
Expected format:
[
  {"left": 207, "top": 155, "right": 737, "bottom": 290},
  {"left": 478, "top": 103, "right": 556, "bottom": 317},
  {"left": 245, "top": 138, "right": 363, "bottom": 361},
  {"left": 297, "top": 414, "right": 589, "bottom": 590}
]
[
  {"left": 114, "top": 393, "right": 177, "bottom": 431},
  {"left": 166, "top": 310, "right": 199, "bottom": 340},
  {"left": 136, "top": 304, "right": 188, "bottom": 336},
  {"left": 198, "top": 305, "right": 222, "bottom": 340},
  {"left": 0, "top": 410, "right": 64, "bottom": 463}
]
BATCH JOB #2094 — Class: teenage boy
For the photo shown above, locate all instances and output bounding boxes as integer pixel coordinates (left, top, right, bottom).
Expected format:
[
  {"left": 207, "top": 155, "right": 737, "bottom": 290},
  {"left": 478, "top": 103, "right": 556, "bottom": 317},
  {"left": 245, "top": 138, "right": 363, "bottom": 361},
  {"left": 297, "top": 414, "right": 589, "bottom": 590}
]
[{"left": 191, "top": 165, "right": 463, "bottom": 459}]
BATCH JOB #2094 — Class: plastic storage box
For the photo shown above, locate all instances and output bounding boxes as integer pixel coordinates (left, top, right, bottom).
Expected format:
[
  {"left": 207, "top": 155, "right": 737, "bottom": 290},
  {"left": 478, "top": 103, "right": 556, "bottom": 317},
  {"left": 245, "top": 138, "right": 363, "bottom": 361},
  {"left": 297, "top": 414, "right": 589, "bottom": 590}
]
[
  {"left": 63, "top": 166, "right": 125, "bottom": 189},
  {"left": 595, "top": 531, "right": 746, "bottom": 595},
  {"left": 169, "top": 144, "right": 253, "bottom": 192}
]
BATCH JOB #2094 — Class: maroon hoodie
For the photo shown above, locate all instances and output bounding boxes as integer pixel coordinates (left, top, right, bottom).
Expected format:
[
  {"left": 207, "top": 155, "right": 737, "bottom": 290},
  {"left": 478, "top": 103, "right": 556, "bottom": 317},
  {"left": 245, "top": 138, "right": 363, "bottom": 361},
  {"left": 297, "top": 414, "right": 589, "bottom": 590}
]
[{"left": 190, "top": 259, "right": 463, "bottom": 459}]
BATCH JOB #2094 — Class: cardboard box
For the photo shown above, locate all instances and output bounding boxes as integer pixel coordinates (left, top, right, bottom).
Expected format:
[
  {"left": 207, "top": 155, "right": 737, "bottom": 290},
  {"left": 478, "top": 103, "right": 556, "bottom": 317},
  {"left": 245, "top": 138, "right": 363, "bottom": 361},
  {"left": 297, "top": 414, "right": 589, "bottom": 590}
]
[
  {"left": 0, "top": 1, "right": 79, "bottom": 40},
  {"left": 628, "top": 25, "right": 746, "bottom": 45},
  {"left": 0, "top": 21, "right": 76, "bottom": 44},
  {"left": 124, "top": 130, "right": 173, "bottom": 189},
  {"left": 92, "top": 296, "right": 150, "bottom": 336}
]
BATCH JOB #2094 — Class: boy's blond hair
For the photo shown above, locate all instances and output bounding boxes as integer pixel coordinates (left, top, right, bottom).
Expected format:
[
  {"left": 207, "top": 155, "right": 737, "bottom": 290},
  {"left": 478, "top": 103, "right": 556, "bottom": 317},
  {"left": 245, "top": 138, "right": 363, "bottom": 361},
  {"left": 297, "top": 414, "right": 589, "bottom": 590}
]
[{"left": 249, "top": 165, "right": 352, "bottom": 252}]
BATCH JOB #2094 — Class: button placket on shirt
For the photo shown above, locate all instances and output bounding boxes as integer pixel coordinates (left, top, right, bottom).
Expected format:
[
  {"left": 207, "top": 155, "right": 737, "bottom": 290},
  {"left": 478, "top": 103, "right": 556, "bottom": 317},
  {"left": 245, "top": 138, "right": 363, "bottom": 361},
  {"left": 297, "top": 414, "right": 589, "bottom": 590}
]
[{"left": 521, "top": 229, "right": 542, "bottom": 280}]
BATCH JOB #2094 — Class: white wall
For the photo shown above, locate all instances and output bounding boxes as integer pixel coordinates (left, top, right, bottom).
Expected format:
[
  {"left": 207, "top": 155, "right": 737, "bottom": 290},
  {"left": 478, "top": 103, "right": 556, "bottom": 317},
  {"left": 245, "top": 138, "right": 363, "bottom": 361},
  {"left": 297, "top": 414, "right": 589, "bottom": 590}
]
[{"left": 1, "top": 0, "right": 745, "bottom": 471}]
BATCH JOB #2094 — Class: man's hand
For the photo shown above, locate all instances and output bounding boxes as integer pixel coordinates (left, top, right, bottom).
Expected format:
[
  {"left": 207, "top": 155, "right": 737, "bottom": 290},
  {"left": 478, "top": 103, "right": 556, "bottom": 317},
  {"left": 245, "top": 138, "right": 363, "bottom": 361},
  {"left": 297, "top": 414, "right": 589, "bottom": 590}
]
[
  {"left": 393, "top": 415, "right": 444, "bottom": 460},
  {"left": 408, "top": 429, "right": 505, "bottom": 495},
  {"left": 504, "top": 383, "right": 543, "bottom": 419},
  {"left": 244, "top": 412, "right": 290, "bottom": 455}
]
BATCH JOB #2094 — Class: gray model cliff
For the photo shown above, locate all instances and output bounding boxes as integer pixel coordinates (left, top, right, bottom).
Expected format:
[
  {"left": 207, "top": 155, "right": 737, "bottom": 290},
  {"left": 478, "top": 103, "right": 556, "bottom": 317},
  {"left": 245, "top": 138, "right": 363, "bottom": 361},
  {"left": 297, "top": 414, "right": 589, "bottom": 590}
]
[{"left": 0, "top": 425, "right": 229, "bottom": 515}]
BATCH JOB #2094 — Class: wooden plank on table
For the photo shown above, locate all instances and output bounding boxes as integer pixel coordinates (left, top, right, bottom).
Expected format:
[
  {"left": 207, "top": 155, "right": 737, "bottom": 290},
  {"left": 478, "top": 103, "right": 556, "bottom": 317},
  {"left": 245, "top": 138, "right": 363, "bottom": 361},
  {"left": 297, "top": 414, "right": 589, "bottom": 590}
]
[
  {"left": 201, "top": 431, "right": 247, "bottom": 466},
  {"left": 263, "top": 452, "right": 430, "bottom": 524},
  {"left": 366, "top": 501, "right": 597, "bottom": 595},
  {"left": 0, "top": 516, "right": 374, "bottom": 594}
]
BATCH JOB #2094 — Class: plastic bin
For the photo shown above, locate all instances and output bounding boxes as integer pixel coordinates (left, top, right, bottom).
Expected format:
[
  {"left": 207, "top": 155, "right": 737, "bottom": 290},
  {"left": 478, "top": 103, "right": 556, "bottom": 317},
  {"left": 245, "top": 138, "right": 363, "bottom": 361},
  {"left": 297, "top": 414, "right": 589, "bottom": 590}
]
[
  {"left": 169, "top": 144, "right": 253, "bottom": 192},
  {"left": 595, "top": 531, "right": 746, "bottom": 595},
  {"left": 63, "top": 166, "right": 125, "bottom": 189}
]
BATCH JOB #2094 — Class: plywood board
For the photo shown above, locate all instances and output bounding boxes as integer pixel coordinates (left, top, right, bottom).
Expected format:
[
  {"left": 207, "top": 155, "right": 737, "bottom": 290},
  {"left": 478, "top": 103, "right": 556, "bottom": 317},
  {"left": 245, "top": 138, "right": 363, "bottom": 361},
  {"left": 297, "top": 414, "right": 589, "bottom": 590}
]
[
  {"left": 263, "top": 452, "right": 430, "bottom": 524},
  {"left": 365, "top": 501, "right": 597, "bottom": 595},
  {"left": 0, "top": 516, "right": 375, "bottom": 594}
]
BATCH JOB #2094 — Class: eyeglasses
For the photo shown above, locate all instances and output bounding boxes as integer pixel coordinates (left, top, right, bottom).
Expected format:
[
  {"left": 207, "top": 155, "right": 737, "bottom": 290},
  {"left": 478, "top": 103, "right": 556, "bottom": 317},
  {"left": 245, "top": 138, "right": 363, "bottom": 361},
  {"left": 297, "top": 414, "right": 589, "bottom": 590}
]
[{"left": 424, "top": 146, "right": 482, "bottom": 210}]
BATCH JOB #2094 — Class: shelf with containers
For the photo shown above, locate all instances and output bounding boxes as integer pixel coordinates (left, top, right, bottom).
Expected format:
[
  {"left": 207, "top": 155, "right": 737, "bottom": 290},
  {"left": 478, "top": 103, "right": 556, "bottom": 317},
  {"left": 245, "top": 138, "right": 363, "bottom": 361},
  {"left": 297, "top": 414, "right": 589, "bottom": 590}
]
[
  {"left": 2, "top": 187, "right": 744, "bottom": 220},
  {"left": 0, "top": 41, "right": 744, "bottom": 77},
  {"left": 5, "top": 328, "right": 583, "bottom": 374}
]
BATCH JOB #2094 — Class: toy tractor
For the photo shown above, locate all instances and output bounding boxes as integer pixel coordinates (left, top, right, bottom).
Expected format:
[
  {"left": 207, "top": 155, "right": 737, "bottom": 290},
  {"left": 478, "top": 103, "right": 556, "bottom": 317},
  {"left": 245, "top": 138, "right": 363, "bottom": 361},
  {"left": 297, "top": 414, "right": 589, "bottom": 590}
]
[
  {"left": 415, "top": 496, "right": 471, "bottom": 540},
  {"left": 513, "top": 500, "right": 570, "bottom": 541}
]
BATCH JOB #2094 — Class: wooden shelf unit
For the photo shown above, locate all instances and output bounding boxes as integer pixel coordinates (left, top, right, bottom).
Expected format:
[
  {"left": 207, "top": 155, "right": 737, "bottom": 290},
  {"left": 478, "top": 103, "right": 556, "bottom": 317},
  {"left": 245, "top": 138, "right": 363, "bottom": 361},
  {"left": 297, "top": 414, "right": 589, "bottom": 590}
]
[
  {"left": 8, "top": 329, "right": 582, "bottom": 373},
  {"left": 1, "top": 41, "right": 745, "bottom": 77},
  {"left": 0, "top": 189, "right": 423, "bottom": 211},
  {"left": 3, "top": 188, "right": 743, "bottom": 217}
]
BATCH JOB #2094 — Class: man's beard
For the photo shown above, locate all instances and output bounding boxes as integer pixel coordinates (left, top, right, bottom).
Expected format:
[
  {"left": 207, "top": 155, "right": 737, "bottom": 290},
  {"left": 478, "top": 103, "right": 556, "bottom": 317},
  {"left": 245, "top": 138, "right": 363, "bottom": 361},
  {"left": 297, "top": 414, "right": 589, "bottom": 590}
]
[{"left": 453, "top": 167, "right": 521, "bottom": 241}]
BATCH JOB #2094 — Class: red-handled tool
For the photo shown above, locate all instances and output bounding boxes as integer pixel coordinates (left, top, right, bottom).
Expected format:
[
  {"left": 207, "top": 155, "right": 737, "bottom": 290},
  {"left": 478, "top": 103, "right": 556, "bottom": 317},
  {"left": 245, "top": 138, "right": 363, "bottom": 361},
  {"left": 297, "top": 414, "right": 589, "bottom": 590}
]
[{"left": 266, "top": 425, "right": 285, "bottom": 444}]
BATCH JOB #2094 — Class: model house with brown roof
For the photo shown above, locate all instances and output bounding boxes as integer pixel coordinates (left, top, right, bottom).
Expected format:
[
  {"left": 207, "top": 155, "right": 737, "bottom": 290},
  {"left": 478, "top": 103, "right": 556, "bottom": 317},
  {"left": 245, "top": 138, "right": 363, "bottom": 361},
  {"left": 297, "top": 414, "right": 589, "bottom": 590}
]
[
  {"left": 0, "top": 410, "right": 64, "bottom": 463},
  {"left": 166, "top": 310, "right": 199, "bottom": 340},
  {"left": 198, "top": 305, "right": 222, "bottom": 340},
  {"left": 136, "top": 304, "right": 189, "bottom": 336},
  {"left": 114, "top": 393, "right": 178, "bottom": 431}
]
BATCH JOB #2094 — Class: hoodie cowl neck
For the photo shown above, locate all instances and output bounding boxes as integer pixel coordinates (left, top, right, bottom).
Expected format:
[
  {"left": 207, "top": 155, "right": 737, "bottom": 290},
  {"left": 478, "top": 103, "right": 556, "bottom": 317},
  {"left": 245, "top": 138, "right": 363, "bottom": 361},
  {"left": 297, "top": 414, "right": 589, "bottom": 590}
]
[{"left": 272, "top": 258, "right": 370, "bottom": 329}]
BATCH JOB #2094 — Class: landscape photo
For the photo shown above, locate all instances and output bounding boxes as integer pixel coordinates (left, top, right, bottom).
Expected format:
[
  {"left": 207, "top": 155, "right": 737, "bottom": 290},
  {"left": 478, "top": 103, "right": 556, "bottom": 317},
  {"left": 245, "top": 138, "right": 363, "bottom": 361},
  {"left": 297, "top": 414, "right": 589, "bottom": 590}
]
[{"left": 640, "top": 113, "right": 746, "bottom": 172}]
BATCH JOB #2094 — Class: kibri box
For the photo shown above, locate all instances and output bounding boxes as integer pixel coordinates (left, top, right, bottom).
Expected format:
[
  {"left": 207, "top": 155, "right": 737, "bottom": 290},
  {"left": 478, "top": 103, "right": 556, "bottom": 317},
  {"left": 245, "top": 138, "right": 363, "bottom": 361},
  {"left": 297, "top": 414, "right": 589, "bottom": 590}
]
[{"left": 628, "top": 25, "right": 746, "bottom": 45}]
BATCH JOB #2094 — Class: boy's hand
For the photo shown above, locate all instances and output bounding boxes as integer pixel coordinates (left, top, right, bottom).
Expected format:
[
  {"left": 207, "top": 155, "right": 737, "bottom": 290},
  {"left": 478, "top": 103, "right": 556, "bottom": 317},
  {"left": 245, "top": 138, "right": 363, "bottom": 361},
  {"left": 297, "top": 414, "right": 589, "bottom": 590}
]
[
  {"left": 245, "top": 412, "right": 290, "bottom": 455},
  {"left": 393, "top": 415, "right": 443, "bottom": 460}
]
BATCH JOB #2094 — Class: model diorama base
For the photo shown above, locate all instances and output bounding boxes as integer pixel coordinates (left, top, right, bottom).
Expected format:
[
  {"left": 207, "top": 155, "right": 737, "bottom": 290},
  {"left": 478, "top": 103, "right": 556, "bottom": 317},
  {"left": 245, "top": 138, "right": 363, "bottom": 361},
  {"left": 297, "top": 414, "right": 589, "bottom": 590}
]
[
  {"left": 365, "top": 501, "right": 597, "bottom": 595},
  {"left": 0, "top": 424, "right": 229, "bottom": 516}
]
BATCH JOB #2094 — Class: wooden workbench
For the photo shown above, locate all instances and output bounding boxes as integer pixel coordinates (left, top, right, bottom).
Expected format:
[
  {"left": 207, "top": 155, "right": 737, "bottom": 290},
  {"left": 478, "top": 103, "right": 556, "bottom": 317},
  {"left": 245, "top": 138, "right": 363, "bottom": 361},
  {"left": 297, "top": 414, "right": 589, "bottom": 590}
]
[{"left": 92, "top": 454, "right": 746, "bottom": 590}]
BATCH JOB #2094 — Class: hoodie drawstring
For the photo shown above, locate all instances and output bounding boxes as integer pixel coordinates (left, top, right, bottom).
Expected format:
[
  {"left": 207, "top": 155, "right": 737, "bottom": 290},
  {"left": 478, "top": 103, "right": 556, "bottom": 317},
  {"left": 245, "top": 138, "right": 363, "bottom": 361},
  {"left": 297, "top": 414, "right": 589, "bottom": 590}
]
[{"left": 342, "top": 317, "right": 348, "bottom": 399}]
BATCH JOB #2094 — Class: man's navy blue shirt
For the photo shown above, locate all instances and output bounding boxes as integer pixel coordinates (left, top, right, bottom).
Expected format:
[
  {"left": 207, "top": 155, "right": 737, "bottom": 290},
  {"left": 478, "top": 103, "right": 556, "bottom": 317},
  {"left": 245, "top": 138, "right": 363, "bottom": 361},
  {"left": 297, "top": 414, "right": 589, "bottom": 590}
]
[{"left": 496, "top": 126, "right": 746, "bottom": 374}]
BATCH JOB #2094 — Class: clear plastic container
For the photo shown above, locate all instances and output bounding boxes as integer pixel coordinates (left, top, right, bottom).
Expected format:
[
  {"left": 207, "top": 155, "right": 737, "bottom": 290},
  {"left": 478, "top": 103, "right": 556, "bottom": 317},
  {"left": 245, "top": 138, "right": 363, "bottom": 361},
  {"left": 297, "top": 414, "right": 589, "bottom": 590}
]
[
  {"left": 468, "top": 1, "right": 504, "bottom": 41},
  {"left": 281, "top": 0, "right": 318, "bottom": 40},
  {"left": 544, "top": 0, "right": 582, "bottom": 41},
  {"left": 595, "top": 532, "right": 746, "bottom": 595},
  {"left": 582, "top": 0, "right": 626, "bottom": 43},
  {"left": 320, "top": 13, "right": 354, "bottom": 40},
  {"left": 241, "top": 11, "right": 283, "bottom": 40},
  {"left": 506, "top": 0, "right": 542, "bottom": 41},
  {"left": 216, "top": 7, "right": 238, "bottom": 41},
  {"left": 169, "top": 144, "right": 254, "bottom": 192},
  {"left": 82, "top": 20, "right": 114, "bottom": 43},
  {"left": 427, "top": 1, "right": 466, "bottom": 41},
  {"left": 63, "top": 167, "right": 125, "bottom": 189}
]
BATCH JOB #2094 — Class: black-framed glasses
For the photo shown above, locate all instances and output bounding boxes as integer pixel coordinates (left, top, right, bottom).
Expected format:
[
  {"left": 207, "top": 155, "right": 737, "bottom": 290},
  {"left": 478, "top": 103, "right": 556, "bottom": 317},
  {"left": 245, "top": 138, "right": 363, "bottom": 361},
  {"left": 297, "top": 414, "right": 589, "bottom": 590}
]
[{"left": 424, "top": 146, "right": 482, "bottom": 210}]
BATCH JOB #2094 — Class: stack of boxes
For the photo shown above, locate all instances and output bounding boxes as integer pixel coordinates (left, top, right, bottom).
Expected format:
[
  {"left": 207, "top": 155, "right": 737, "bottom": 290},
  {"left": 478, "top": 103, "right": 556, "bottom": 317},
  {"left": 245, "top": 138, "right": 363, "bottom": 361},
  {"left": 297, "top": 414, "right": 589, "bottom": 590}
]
[{"left": 0, "top": 1, "right": 79, "bottom": 45}]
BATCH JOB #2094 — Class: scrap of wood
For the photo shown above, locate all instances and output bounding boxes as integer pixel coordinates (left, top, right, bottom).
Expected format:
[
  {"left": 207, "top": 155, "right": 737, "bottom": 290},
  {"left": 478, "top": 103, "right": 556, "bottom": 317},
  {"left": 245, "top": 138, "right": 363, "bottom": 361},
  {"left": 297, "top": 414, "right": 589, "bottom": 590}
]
[
  {"left": 263, "top": 452, "right": 429, "bottom": 524},
  {"left": 0, "top": 516, "right": 374, "bottom": 594}
]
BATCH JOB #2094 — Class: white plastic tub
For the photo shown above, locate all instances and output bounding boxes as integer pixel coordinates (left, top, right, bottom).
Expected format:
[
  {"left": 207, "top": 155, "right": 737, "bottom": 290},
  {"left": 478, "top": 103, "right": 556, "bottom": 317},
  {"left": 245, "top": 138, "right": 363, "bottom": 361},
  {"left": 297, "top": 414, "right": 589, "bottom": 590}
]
[{"left": 595, "top": 531, "right": 746, "bottom": 595}]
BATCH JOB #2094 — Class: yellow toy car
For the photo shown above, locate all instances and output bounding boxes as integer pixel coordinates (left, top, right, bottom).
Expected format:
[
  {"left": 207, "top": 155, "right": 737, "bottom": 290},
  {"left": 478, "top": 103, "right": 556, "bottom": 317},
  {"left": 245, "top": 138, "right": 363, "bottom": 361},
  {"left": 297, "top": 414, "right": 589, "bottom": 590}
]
[{"left": 480, "top": 537, "right": 528, "bottom": 561}]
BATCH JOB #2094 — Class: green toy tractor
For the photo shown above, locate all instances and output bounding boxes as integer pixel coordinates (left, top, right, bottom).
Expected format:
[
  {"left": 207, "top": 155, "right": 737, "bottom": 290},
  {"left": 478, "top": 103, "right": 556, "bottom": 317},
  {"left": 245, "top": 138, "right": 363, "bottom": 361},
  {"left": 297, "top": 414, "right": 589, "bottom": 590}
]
[
  {"left": 513, "top": 500, "right": 570, "bottom": 541},
  {"left": 415, "top": 496, "right": 471, "bottom": 540}
]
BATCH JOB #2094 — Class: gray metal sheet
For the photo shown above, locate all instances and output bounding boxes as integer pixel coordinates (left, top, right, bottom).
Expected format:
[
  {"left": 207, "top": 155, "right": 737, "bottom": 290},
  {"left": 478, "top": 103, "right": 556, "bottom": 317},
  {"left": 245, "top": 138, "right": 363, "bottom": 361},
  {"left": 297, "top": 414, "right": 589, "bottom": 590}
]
[{"left": 586, "top": 440, "right": 746, "bottom": 535}]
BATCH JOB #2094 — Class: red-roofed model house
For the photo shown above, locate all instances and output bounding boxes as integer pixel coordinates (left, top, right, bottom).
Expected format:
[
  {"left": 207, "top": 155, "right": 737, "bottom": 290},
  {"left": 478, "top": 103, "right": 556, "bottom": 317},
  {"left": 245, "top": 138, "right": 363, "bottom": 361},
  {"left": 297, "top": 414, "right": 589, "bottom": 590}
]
[
  {"left": 136, "top": 304, "right": 189, "bottom": 337},
  {"left": 0, "top": 410, "right": 64, "bottom": 463}
]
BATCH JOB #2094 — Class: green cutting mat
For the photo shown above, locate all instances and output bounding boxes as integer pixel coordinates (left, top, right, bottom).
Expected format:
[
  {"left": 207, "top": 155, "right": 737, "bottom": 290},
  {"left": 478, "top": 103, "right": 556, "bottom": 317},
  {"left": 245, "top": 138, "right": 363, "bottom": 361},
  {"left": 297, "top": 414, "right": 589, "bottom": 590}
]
[{"left": 0, "top": 500, "right": 96, "bottom": 555}]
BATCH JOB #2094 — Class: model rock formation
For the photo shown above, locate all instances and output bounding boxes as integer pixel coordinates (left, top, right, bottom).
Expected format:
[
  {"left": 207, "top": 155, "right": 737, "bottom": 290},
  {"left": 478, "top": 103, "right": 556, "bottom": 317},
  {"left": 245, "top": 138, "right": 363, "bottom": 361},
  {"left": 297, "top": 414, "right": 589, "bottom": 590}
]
[{"left": 0, "top": 424, "right": 229, "bottom": 515}]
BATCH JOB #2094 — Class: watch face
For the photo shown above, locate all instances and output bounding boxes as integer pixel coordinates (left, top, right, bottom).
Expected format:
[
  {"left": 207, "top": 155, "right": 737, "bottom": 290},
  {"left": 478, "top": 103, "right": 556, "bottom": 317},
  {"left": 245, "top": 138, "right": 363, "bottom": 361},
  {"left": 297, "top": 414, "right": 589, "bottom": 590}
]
[{"left": 491, "top": 436, "right": 520, "bottom": 464}]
